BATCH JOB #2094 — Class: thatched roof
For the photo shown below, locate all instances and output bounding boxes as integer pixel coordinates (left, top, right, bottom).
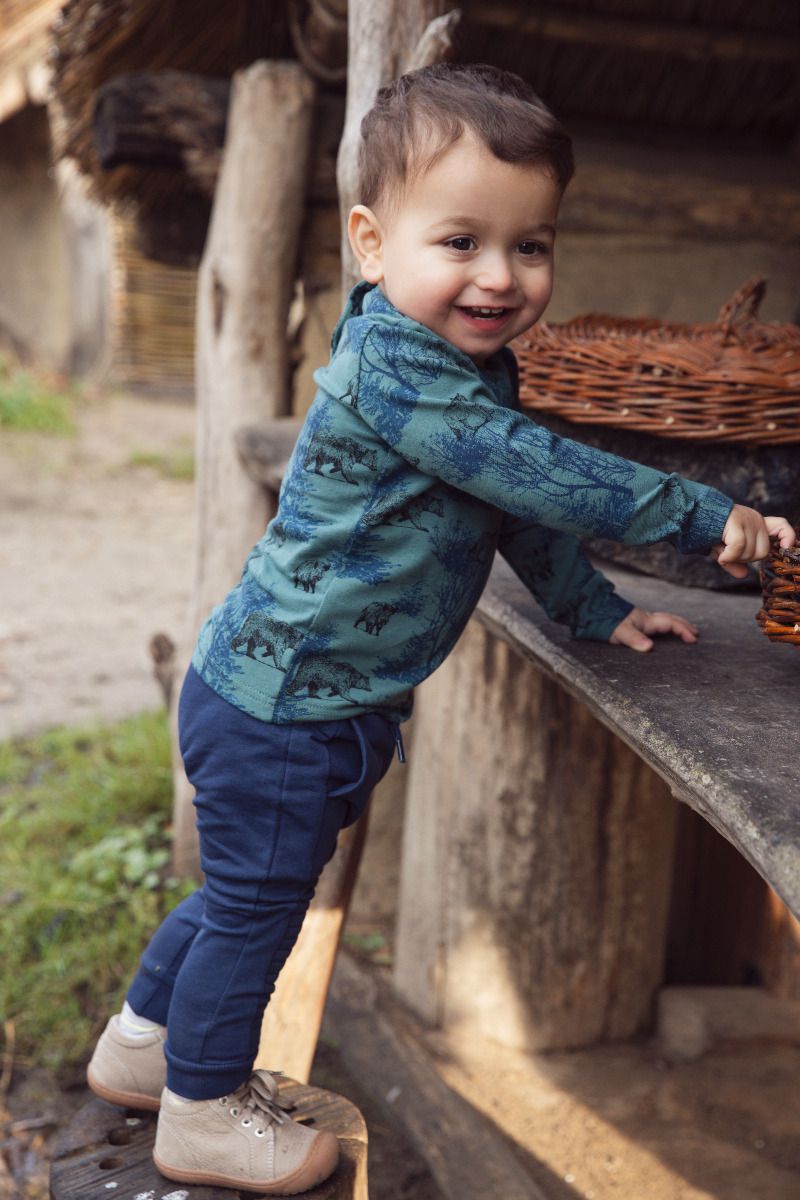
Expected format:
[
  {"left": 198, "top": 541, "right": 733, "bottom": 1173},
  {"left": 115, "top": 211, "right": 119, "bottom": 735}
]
[
  {"left": 458, "top": 0, "right": 800, "bottom": 145},
  {"left": 0, "top": 0, "right": 62, "bottom": 123},
  {"left": 50, "top": 0, "right": 296, "bottom": 212}
]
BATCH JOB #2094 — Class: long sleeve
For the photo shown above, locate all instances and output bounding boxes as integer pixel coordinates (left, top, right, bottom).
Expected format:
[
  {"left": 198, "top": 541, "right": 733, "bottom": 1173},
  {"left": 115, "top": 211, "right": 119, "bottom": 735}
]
[
  {"left": 497, "top": 515, "right": 634, "bottom": 641},
  {"left": 350, "top": 320, "right": 733, "bottom": 553}
]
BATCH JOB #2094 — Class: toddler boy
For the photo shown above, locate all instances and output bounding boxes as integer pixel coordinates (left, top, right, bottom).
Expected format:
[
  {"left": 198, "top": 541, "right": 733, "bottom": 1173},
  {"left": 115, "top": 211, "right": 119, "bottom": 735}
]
[{"left": 87, "top": 63, "right": 794, "bottom": 1194}]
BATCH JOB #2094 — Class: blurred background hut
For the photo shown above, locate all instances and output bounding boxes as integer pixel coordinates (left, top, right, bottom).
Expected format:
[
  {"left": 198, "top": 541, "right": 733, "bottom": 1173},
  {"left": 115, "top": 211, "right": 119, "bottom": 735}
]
[
  {"left": 0, "top": 0, "right": 110, "bottom": 374},
  {"left": 2, "top": 0, "right": 799, "bottom": 398}
]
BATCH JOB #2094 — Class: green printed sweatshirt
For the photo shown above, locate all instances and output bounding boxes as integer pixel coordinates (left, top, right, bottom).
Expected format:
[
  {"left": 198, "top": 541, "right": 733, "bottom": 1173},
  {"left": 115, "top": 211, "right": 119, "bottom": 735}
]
[{"left": 192, "top": 283, "right": 734, "bottom": 724}]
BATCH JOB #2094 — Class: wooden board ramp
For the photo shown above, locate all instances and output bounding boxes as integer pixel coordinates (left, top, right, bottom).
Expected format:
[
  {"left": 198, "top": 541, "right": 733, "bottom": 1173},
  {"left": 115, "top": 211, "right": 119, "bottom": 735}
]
[{"left": 49, "top": 1080, "right": 367, "bottom": 1200}]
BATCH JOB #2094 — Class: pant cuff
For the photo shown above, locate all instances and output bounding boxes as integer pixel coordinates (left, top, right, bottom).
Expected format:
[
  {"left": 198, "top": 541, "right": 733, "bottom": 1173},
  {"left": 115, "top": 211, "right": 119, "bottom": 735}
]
[{"left": 165, "top": 1047, "right": 254, "bottom": 1101}]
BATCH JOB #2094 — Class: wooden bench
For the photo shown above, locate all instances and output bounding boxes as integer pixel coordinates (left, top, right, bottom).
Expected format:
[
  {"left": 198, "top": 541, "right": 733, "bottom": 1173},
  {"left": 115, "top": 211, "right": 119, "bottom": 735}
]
[
  {"left": 394, "top": 557, "right": 800, "bottom": 1051},
  {"left": 50, "top": 1078, "right": 367, "bottom": 1200}
]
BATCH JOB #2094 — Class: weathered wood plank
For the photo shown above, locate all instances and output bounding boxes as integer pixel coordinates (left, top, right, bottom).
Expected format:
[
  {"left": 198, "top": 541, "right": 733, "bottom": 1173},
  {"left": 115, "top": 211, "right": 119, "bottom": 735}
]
[
  {"left": 336, "top": 0, "right": 456, "bottom": 291},
  {"left": 477, "top": 558, "right": 800, "bottom": 918},
  {"left": 50, "top": 1082, "right": 367, "bottom": 1200},
  {"left": 394, "top": 617, "right": 678, "bottom": 1050}
]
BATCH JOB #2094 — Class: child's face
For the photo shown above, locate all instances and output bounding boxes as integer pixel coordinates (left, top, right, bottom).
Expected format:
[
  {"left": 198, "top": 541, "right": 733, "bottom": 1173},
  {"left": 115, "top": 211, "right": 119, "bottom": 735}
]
[{"left": 350, "top": 132, "right": 561, "bottom": 364}]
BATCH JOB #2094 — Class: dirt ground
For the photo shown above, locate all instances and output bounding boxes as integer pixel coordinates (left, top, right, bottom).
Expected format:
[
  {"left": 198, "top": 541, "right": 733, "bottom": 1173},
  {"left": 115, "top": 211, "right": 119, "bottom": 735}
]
[{"left": 1, "top": 394, "right": 798, "bottom": 1199}]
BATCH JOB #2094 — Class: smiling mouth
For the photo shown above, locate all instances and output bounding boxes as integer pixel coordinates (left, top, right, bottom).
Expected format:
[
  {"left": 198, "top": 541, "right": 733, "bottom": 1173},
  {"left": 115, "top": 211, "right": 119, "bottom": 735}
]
[{"left": 459, "top": 306, "right": 510, "bottom": 320}]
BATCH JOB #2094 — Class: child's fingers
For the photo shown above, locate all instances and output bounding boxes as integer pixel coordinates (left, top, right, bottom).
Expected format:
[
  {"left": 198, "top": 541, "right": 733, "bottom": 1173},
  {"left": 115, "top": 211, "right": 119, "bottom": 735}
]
[
  {"left": 645, "top": 612, "right": 699, "bottom": 642},
  {"left": 610, "top": 609, "right": 697, "bottom": 651},
  {"left": 616, "top": 627, "right": 653, "bottom": 652},
  {"left": 765, "top": 516, "right": 796, "bottom": 549},
  {"left": 717, "top": 530, "right": 746, "bottom": 563}
]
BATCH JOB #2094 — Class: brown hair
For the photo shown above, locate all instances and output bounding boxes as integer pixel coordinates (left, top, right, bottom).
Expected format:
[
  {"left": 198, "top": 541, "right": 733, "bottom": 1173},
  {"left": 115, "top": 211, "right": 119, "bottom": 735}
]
[{"left": 358, "top": 62, "right": 574, "bottom": 210}]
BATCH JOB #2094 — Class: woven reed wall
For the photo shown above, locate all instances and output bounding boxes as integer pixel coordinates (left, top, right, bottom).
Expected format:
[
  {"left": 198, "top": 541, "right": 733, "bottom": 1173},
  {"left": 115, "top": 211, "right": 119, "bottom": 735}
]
[{"left": 108, "top": 213, "right": 196, "bottom": 396}]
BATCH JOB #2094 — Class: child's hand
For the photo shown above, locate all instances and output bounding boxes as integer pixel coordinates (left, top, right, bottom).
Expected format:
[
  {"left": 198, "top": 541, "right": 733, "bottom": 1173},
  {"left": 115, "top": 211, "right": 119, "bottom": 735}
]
[
  {"left": 712, "top": 506, "right": 796, "bottom": 578},
  {"left": 609, "top": 607, "right": 699, "bottom": 653}
]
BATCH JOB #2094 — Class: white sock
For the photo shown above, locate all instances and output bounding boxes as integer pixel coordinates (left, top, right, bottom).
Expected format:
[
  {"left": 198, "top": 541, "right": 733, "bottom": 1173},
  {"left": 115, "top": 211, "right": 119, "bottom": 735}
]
[
  {"left": 118, "top": 1000, "right": 160, "bottom": 1037},
  {"left": 165, "top": 1087, "right": 194, "bottom": 1105}
]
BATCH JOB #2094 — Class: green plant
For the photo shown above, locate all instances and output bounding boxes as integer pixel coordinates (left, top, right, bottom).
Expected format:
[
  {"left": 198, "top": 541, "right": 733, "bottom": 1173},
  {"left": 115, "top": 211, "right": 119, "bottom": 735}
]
[
  {"left": 0, "top": 712, "right": 193, "bottom": 1074},
  {"left": 0, "top": 360, "right": 78, "bottom": 435},
  {"left": 128, "top": 447, "right": 195, "bottom": 480}
]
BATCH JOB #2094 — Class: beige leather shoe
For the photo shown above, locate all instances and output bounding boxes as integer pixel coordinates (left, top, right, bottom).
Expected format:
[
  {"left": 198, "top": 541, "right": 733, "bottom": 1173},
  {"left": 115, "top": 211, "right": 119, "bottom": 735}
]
[
  {"left": 153, "top": 1070, "right": 339, "bottom": 1195},
  {"left": 87, "top": 1014, "right": 166, "bottom": 1111}
]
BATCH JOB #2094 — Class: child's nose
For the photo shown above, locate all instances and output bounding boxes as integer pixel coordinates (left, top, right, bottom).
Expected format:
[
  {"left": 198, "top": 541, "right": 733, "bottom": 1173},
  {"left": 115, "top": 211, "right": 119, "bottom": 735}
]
[{"left": 474, "top": 254, "right": 514, "bottom": 294}]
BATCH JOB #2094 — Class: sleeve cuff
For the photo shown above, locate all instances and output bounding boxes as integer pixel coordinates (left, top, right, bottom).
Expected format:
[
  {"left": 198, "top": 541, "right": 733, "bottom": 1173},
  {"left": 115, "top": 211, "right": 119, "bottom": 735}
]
[
  {"left": 573, "top": 589, "right": 635, "bottom": 642},
  {"left": 677, "top": 482, "right": 734, "bottom": 554}
]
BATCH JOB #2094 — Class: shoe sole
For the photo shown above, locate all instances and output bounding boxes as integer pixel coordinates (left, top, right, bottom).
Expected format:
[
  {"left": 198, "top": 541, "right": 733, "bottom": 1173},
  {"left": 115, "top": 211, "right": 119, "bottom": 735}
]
[
  {"left": 153, "top": 1129, "right": 339, "bottom": 1195},
  {"left": 87, "top": 1067, "right": 161, "bottom": 1113}
]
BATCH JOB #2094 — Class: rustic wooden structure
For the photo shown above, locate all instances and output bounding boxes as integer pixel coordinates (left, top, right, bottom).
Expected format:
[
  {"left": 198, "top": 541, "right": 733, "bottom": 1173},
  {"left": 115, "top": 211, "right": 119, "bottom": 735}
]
[
  {"left": 50, "top": 1079, "right": 368, "bottom": 1200},
  {"left": 391, "top": 558, "right": 800, "bottom": 1053}
]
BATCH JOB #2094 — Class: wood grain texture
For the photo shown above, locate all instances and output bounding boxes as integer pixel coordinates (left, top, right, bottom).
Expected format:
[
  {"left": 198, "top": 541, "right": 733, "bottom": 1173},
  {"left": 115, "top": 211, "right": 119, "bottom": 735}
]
[
  {"left": 50, "top": 1081, "right": 367, "bottom": 1200},
  {"left": 394, "top": 618, "right": 679, "bottom": 1050},
  {"left": 171, "top": 60, "right": 314, "bottom": 877},
  {"left": 335, "top": 0, "right": 454, "bottom": 292},
  {"left": 327, "top": 952, "right": 551, "bottom": 1200}
]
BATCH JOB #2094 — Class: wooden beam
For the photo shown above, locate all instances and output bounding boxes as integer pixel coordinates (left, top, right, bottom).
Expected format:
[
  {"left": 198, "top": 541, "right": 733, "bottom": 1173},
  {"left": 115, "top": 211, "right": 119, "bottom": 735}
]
[
  {"left": 92, "top": 70, "right": 229, "bottom": 194},
  {"left": 563, "top": 154, "right": 800, "bottom": 244},
  {"left": 476, "top": 3, "right": 800, "bottom": 64}
]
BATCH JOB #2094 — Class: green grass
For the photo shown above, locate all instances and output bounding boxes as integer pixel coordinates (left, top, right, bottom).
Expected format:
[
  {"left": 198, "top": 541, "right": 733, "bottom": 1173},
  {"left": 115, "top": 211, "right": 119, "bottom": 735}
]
[
  {"left": 0, "top": 711, "right": 194, "bottom": 1075},
  {"left": 0, "top": 356, "right": 78, "bottom": 436},
  {"left": 127, "top": 447, "right": 195, "bottom": 480}
]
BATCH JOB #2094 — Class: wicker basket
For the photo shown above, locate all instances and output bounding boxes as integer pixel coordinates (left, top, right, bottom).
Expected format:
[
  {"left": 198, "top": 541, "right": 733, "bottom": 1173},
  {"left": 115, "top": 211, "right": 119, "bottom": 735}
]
[
  {"left": 757, "top": 539, "right": 800, "bottom": 647},
  {"left": 514, "top": 278, "right": 800, "bottom": 446}
]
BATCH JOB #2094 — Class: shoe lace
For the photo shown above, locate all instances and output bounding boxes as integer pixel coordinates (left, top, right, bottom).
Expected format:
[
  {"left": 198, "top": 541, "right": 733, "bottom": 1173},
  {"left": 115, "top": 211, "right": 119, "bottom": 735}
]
[{"left": 222, "top": 1070, "right": 294, "bottom": 1134}]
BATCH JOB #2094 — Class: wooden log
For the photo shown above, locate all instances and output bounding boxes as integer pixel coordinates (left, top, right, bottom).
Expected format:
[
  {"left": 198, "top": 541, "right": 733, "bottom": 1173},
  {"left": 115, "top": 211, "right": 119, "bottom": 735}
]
[
  {"left": 92, "top": 70, "right": 230, "bottom": 194},
  {"left": 394, "top": 618, "right": 679, "bottom": 1050},
  {"left": 172, "top": 59, "right": 314, "bottom": 877},
  {"left": 50, "top": 1081, "right": 367, "bottom": 1200},
  {"left": 336, "top": 0, "right": 458, "bottom": 292}
]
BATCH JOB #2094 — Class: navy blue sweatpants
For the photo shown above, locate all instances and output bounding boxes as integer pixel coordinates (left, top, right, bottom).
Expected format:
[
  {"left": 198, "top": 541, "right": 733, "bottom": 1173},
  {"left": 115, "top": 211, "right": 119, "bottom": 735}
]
[{"left": 126, "top": 666, "right": 397, "bottom": 1099}]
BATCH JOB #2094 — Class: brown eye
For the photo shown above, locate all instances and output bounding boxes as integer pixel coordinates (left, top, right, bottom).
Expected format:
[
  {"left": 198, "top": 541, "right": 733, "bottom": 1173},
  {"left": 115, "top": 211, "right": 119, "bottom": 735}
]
[
  {"left": 446, "top": 236, "right": 476, "bottom": 252},
  {"left": 518, "top": 240, "right": 547, "bottom": 257}
]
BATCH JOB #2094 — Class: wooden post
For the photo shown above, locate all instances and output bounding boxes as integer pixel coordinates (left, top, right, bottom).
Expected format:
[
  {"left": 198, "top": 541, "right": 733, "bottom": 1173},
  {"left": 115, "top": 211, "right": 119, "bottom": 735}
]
[
  {"left": 336, "top": 1, "right": 459, "bottom": 291},
  {"left": 394, "top": 619, "right": 679, "bottom": 1050},
  {"left": 172, "top": 60, "right": 314, "bottom": 876}
]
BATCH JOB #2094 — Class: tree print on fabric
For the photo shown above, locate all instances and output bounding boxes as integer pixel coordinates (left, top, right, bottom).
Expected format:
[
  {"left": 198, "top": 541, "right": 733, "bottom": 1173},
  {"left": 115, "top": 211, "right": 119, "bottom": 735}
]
[
  {"left": 276, "top": 400, "right": 329, "bottom": 543},
  {"left": 355, "top": 325, "right": 451, "bottom": 446},
  {"left": 375, "top": 522, "right": 494, "bottom": 684},
  {"left": 424, "top": 406, "right": 638, "bottom": 540}
]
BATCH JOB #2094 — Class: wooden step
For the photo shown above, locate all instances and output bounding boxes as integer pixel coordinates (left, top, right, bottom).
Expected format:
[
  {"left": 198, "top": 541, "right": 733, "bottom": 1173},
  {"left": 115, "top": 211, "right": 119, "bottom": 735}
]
[{"left": 50, "top": 1079, "right": 367, "bottom": 1200}]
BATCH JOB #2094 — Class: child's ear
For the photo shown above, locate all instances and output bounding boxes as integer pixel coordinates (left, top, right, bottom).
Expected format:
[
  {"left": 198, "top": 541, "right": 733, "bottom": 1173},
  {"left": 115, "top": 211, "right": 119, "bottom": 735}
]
[{"left": 348, "top": 205, "right": 385, "bottom": 284}]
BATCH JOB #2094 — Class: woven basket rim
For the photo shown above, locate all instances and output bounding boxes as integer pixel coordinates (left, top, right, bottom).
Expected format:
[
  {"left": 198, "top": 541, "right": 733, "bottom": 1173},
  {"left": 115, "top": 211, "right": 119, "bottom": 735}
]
[{"left": 514, "top": 278, "right": 800, "bottom": 446}]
